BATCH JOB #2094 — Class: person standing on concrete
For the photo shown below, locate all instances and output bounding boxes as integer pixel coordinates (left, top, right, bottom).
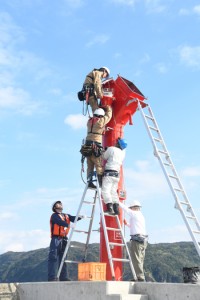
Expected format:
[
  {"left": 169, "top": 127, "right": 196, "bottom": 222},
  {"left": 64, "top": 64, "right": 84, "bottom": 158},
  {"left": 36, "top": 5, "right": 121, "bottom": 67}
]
[
  {"left": 101, "top": 138, "right": 127, "bottom": 215},
  {"left": 83, "top": 67, "right": 110, "bottom": 112},
  {"left": 119, "top": 200, "right": 148, "bottom": 281},
  {"left": 48, "top": 200, "right": 83, "bottom": 281}
]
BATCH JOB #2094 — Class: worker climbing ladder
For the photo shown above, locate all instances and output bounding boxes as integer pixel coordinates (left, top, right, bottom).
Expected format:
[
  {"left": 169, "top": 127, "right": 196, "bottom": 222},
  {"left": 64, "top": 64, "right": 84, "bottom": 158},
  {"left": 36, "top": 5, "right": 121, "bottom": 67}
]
[
  {"left": 136, "top": 99, "right": 200, "bottom": 257},
  {"left": 57, "top": 172, "right": 137, "bottom": 280}
]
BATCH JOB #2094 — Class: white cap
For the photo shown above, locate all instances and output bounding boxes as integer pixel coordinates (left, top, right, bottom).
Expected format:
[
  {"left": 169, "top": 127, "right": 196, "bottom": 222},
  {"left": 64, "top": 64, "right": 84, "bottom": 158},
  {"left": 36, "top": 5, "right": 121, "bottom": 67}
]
[
  {"left": 93, "top": 108, "right": 105, "bottom": 117},
  {"left": 101, "top": 66, "right": 110, "bottom": 76},
  {"left": 128, "top": 200, "right": 141, "bottom": 208}
]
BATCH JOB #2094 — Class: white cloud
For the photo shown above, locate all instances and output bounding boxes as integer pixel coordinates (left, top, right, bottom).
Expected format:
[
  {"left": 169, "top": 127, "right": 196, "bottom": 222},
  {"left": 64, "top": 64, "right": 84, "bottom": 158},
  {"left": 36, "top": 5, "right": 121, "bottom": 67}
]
[
  {"left": 179, "top": 45, "right": 200, "bottom": 68},
  {"left": 182, "top": 166, "right": 200, "bottom": 177},
  {"left": 125, "top": 159, "right": 169, "bottom": 199},
  {"left": 63, "top": 0, "right": 84, "bottom": 8},
  {"left": 150, "top": 225, "right": 191, "bottom": 243},
  {"left": 0, "top": 86, "right": 41, "bottom": 115},
  {"left": 179, "top": 5, "right": 200, "bottom": 16},
  {"left": 144, "top": 0, "right": 166, "bottom": 14},
  {"left": 0, "top": 230, "right": 49, "bottom": 253},
  {"left": 86, "top": 34, "right": 110, "bottom": 48},
  {"left": 179, "top": 8, "right": 190, "bottom": 16},
  {"left": 0, "top": 12, "right": 58, "bottom": 117},
  {"left": 155, "top": 62, "right": 168, "bottom": 74},
  {"left": 139, "top": 53, "right": 150, "bottom": 64},
  {"left": 64, "top": 113, "right": 88, "bottom": 129},
  {"left": 110, "top": 0, "right": 137, "bottom": 7},
  {"left": 0, "top": 212, "right": 17, "bottom": 220},
  {"left": 193, "top": 5, "right": 200, "bottom": 15},
  {"left": 0, "top": 12, "right": 25, "bottom": 46}
]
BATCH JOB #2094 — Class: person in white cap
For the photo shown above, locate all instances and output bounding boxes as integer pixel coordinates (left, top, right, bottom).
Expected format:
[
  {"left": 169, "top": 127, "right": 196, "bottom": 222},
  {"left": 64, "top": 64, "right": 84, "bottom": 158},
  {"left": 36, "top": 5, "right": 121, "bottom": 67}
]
[{"left": 119, "top": 200, "right": 148, "bottom": 281}]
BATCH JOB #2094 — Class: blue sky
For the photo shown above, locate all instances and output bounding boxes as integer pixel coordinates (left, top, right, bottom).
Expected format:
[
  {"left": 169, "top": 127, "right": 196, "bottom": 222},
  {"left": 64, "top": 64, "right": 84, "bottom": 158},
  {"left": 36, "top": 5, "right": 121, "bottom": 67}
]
[{"left": 0, "top": 0, "right": 200, "bottom": 254}]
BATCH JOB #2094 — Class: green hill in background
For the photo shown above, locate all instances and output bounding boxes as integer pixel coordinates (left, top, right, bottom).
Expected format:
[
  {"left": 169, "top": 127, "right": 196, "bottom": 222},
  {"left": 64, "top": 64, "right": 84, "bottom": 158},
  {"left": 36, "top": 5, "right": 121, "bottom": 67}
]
[{"left": 0, "top": 242, "right": 199, "bottom": 283}]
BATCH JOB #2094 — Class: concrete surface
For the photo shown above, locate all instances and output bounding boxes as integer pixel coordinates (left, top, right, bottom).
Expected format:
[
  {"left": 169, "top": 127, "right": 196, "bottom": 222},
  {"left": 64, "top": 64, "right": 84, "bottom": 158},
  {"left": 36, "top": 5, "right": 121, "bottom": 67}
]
[{"left": 0, "top": 281, "right": 200, "bottom": 300}]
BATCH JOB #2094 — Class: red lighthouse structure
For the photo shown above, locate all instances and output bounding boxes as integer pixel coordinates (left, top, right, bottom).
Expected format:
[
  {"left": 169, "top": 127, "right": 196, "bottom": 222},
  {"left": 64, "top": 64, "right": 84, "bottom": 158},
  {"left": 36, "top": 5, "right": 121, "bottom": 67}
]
[{"left": 100, "top": 76, "right": 146, "bottom": 280}]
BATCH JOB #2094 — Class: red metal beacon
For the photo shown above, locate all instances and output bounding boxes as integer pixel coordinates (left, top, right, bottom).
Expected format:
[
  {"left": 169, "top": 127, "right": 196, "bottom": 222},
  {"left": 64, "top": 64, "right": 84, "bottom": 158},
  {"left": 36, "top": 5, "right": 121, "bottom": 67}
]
[{"left": 100, "top": 76, "right": 146, "bottom": 280}]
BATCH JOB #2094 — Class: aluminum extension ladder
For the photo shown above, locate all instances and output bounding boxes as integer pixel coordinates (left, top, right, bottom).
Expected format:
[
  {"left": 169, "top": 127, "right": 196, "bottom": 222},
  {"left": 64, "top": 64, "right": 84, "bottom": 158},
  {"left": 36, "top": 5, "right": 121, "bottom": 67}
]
[
  {"left": 57, "top": 172, "right": 137, "bottom": 280},
  {"left": 136, "top": 100, "right": 200, "bottom": 257}
]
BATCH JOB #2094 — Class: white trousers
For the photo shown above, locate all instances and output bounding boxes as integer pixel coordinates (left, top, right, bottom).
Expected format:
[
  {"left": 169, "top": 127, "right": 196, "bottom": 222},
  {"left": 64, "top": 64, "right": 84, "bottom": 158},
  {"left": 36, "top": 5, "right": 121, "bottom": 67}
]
[{"left": 101, "top": 175, "right": 119, "bottom": 204}]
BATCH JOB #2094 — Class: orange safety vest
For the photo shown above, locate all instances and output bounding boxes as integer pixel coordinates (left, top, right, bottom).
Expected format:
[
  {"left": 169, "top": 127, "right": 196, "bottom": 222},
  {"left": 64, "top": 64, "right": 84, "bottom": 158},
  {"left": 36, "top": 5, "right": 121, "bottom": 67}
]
[{"left": 50, "top": 213, "right": 70, "bottom": 237}]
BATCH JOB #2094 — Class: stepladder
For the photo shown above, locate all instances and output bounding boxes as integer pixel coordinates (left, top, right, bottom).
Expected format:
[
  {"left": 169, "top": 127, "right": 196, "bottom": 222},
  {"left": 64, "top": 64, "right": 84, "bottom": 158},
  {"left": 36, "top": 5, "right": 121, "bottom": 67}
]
[
  {"left": 57, "top": 171, "right": 137, "bottom": 281},
  {"left": 136, "top": 99, "right": 200, "bottom": 258}
]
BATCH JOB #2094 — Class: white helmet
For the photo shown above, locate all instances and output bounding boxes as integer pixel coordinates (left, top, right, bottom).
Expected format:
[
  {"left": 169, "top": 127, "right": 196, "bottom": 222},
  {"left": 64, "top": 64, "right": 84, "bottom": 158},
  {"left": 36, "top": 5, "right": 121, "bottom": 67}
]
[
  {"left": 93, "top": 108, "right": 105, "bottom": 117},
  {"left": 101, "top": 66, "right": 110, "bottom": 76},
  {"left": 128, "top": 200, "right": 141, "bottom": 208}
]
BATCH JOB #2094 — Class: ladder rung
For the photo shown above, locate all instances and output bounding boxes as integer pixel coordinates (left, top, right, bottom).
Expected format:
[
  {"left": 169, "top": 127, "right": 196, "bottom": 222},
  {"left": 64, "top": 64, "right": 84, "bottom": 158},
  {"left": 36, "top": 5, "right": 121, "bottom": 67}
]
[
  {"left": 65, "top": 260, "right": 80, "bottom": 264},
  {"left": 174, "top": 188, "right": 184, "bottom": 193},
  {"left": 164, "top": 162, "right": 172, "bottom": 167},
  {"left": 169, "top": 174, "right": 178, "bottom": 179},
  {"left": 70, "top": 244, "right": 85, "bottom": 249},
  {"left": 192, "top": 230, "right": 200, "bottom": 234},
  {"left": 149, "top": 126, "right": 158, "bottom": 132},
  {"left": 74, "top": 230, "right": 88, "bottom": 234},
  {"left": 83, "top": 200, "right": 95, "bottom": 205},
  {"left": 109, "top": 242, "right": 125, "bottom": 247},
  {"left": 154, "top": 137, "right": 162, "bottom": 143},
  {"left": 106, "top": 227, "right": 121, "bottom": 231},
  {"left": 180, "top": 201, "right": 189, "bottom": 205},
  {"left": 145, "top": 114, "right": 154, "bottom": 120},
  {"left": 112, "top": 258, "right": 130, "bottom": 262},
  {"left": 158, "top": 149, "right": 168, "bottom": 155},
  {"left": 104, "top": 212, "right": 117, "bottom": 217},
  {"left": 186, "top": 215, "right": 196, "bottom": 220}
]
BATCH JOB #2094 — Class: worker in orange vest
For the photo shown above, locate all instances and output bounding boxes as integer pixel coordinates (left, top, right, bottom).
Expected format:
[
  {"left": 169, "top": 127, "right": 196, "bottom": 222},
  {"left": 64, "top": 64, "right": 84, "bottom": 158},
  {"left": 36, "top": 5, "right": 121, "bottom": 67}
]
[{"left": 48, "top": 200, "right": 84, "bottom": 281}]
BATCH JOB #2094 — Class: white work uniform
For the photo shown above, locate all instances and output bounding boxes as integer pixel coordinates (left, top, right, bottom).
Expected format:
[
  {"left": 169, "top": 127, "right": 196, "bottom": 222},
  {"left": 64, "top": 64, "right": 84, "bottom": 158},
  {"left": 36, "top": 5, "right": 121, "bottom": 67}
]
[
  {"left": 119, "top": 202, "right": 147, "bottom": 281},
  {"left": 101, "top": 146, "right": 125, "bottom": 204},
  {"left": 119, "top": 202, "right": 147, "bottom": 235}
]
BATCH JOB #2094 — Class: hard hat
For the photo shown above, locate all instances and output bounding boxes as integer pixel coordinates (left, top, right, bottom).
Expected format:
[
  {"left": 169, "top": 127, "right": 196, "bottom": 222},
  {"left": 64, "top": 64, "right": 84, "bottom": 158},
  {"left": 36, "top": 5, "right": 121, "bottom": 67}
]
[
  {"left": 52, "top": 200, "right": 62, "bottom": 212},
  {"left": 101, "top": 66, "right": 110, "bottom": 76},
  {"left": 93, "top": 108, "right": 105, "bottom": 117},
  {"left": 128, "top": 200, "right": 141, "bottom": 208},
  {"left": 118, "top": 138, "right": 128, "bottom": 150}
]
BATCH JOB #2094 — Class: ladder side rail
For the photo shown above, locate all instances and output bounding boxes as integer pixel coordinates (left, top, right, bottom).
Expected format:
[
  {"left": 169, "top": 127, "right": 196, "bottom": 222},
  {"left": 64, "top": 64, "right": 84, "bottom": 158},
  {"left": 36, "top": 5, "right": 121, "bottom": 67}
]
[
  {"left": 147, "top": 106, "right": 189, "bottom": 192},
  {"left": 57, "top": 182, "right": 89, "bottom": 278},
  {"left": 143, "top": 103, "right": 200, "bottom": 230},
  {"left": 115, "top": 216, "right": 137, "bottom": 280},
  {"left": 138, "top": 100, "right": 200, "bottom": 225},
  {"left": 155, "top": 153, "right": 200, "bottom": 257},
  {"left": 83, "top": 191, "right": 98, "bottom": 262},
  {"left": 137, "top": 102, "right": 184, "bottom": 203},
  {"left": 177, "top": 204, "right": 200, "bottom": 257},
  {"left": 137, "top": 100, "right": 200, "bottom": 257},
  {"left": 97, "top": 187, "right": 116, "bottom": 280}
]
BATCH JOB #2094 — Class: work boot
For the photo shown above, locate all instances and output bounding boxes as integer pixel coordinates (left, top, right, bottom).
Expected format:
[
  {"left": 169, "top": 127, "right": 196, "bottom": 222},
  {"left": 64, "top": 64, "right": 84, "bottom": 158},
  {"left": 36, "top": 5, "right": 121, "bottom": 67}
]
[
  {"left": 88, "top": 182, "right": 96, "bottom": 189},
  {"left": 113, "top": 203, "right": 120, "bottom": 215},
  {"left": 104, "top": 203, "right": 114, "bottom": 215},
  {"left": 97, "top": 174, "right": 103, "bottom": 187}
]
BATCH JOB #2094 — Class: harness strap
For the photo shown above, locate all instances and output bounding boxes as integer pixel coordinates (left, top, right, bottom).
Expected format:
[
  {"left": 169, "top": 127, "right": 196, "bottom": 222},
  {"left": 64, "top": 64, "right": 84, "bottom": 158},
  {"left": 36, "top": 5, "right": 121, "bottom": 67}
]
[
  {"left": 88, "top": 118, "right": 104, "bottom": 135},
  {"left": 86, "top": 75, "right": 94, "bottom": 80},
  {"left": 104, "top": 170, "right": 119, "bottom": 177}
]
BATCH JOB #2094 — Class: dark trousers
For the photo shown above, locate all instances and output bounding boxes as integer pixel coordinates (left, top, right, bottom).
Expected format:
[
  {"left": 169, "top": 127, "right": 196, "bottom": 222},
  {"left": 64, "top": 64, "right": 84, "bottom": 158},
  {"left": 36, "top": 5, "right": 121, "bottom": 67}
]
[{"left": 48, "top": 236, "right": 68, "bottom": 281}]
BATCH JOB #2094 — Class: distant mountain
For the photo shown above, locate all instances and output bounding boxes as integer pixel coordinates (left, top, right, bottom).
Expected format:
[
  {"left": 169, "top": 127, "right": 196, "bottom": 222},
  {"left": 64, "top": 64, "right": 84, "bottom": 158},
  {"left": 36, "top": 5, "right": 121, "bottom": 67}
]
[{"left": 0, "top": 242, "right": 199, "bottom": 283}]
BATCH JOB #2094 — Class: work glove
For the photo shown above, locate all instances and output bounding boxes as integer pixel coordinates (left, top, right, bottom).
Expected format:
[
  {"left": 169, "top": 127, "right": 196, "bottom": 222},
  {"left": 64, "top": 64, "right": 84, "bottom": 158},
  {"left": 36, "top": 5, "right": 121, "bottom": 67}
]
[{"left": 79, "top": 215, "right": 87, "bottom": 219}]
